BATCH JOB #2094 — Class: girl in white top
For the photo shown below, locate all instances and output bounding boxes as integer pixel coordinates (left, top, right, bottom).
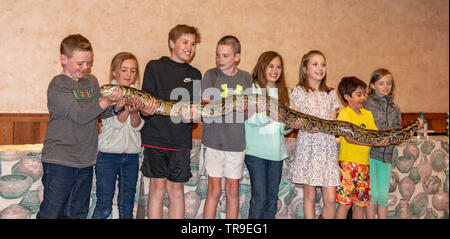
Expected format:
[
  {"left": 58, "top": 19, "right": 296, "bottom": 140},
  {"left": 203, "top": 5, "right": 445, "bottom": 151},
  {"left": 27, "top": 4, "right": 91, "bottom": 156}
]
[{"left": 92, "top": 52, "right": 157, "bottom": 219}]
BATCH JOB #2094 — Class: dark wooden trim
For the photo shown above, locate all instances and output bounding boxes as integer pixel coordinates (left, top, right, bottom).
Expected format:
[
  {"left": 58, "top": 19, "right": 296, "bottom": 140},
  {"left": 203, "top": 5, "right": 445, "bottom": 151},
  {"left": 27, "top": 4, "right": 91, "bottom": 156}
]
[
  {"left": 0, "top": 112, "right": 447, "bottom": 144},
  {"left": 401, "top": 113, "right": 447, "bottom": 133},
  {"left": 0, "top": 113, "right": 49, "bottom": 145}
]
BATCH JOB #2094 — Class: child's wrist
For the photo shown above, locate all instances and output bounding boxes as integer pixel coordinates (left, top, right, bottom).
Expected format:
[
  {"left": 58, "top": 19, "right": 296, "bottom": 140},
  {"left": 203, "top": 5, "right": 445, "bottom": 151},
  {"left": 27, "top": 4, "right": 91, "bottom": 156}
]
[{"left": 107, "top": 106, "right": 125, "bottom": 115}]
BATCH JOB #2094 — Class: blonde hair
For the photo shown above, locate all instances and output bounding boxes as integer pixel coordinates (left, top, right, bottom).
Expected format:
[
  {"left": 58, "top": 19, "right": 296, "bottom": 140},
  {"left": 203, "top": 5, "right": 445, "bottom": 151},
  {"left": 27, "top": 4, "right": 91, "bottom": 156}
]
[
  {"left": 60, "top": 34, "right": 92, "bottom": 58},
  {"left": 109, "top": 52, "right": 140, "bottom": 89},
  {"left": 368, "top": 68, "right": 395, "bottom": 97}
]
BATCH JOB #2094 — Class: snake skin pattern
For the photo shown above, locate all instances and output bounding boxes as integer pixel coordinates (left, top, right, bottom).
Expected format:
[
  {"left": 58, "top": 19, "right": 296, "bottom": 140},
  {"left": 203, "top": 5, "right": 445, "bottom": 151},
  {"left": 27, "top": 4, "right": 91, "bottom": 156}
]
[{"left": 100, "top": 84, "right": 420, "bottom": 144}]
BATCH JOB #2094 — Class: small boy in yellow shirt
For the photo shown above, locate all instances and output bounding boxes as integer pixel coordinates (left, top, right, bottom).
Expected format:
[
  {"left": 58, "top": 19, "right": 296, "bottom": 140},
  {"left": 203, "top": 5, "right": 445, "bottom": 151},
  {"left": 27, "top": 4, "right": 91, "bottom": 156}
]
[{"left": 335, "top": 76, "right": 389, "bottom": 219}]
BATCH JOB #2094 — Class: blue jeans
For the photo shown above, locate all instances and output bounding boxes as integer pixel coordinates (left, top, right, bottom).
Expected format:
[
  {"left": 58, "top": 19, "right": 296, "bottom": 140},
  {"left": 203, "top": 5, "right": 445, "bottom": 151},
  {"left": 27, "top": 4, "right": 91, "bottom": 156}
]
[
  {"left": 244, "top": 154, "right": 283, "bottom": 219},
  {"left": 91, "top": 152, "right": 139, "bottom": 219},
  {"left": 36, "top": 162, "right": 93, "bottom": 219}
]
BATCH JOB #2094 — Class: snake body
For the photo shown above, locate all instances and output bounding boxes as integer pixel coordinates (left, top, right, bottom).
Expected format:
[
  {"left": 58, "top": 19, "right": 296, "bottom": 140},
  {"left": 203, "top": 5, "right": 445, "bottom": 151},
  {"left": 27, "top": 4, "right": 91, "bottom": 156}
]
[{"left": 100, "top": 84, "right": 420, "bottom": 144}]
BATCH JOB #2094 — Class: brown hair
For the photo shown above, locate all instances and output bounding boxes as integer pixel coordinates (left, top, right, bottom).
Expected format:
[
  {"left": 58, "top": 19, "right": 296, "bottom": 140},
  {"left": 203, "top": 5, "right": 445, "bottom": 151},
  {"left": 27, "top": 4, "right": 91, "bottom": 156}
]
[
  {"left": 337, "top": 76, "right": 367, "bottom": 103},
  {"left": 217, "top": 35, "right": 241, "bottom": 55},
  {"left": 368, "top": 68, "right": 395, "bottom": 97},
  {"left": 251, "top": 51, "right": 290, "bottom": 106},
  {"left": 168, "top": 24, "right": 200, "bottom": 49},
  {"left": 297, "top": 50, "right": 332, "bottom": 93},
  {"left": 109, "top": 52, "right": 140, "bottom": 89},
  {"left": 60, "top": 34, "right": 92, "bottom": 58}
]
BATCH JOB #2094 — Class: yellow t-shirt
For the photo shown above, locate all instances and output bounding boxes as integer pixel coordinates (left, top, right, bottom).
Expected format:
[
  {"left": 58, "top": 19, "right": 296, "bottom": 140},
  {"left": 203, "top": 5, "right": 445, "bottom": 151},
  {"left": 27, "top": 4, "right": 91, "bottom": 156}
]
[{"left": 337, "top": 107, "right": 378, "bottom": 165}]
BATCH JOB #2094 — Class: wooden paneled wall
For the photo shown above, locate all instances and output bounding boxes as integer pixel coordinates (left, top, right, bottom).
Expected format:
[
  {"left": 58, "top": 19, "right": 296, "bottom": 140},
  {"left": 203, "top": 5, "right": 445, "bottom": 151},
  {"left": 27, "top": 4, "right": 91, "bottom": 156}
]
[
  {"left": 0, "top": 113, "right": 49, "bottom": 145},
  {"left": 0, "top": 113, "right": 447, "bottom": 145},
  {"left": 401, "top": 113, "right": 448, "bottom": 134}
]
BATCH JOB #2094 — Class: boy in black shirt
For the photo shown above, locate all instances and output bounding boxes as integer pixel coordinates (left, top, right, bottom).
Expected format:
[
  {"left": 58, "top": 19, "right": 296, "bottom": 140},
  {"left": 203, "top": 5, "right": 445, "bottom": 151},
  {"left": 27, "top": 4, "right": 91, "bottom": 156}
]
[{"left": 140, "top": 24, "right": 202, "bottom": 219}]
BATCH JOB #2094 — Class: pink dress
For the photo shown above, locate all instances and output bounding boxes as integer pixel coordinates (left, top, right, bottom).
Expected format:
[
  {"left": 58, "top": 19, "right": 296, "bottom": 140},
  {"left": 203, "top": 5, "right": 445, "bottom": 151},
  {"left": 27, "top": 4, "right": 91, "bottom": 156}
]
[{"left": 288, "top": 86, "right": 341, "bottom": 186}]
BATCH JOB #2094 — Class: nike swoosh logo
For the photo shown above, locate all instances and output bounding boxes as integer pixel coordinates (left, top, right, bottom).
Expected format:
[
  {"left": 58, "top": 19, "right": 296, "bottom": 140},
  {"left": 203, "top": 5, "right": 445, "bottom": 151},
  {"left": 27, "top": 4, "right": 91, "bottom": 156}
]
[{"left": 183, "top": 78, "right": 192, "bottom": 83}]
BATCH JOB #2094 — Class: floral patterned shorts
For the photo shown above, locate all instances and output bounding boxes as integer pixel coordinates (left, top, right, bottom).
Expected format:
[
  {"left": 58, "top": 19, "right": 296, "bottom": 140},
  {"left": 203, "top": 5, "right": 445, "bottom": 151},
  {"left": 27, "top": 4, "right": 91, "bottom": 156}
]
[{"left": 336, "top": 161, "right": 370, "bottom": 207}]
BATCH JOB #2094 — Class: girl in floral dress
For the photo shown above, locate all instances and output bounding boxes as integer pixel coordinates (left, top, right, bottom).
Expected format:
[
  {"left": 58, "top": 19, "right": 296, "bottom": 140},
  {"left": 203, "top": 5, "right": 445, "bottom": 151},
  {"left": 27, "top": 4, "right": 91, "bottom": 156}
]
[{"left": 288, "top": 50, "right": 341, "bottom": 219}]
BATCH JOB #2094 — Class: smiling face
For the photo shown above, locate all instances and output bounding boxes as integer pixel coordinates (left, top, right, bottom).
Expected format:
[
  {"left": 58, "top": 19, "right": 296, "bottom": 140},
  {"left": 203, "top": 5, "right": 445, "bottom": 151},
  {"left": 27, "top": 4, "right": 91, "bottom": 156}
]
[
  {"left": 216, "top": 44, "right": 240, "bottom": 76},
  {"left": 265, "top": 56, "right": 282, "bottom": 87},
  {"left": 169, "top": 33, "right": 197, "bottom": 63},
  {"left": 303, "top": 54, "right": 326, "bottom": 83},
  {"left": 61, "top": 50, "right": 93, "bottom": 81},
  {"left": 370, "top": 74, "right": 393, "bottom": 97},
  {"left": 345, "top": 86, "right": 367, "bottom": 113},
  {"left": 113, "top": 58, "right": 137, "bottom": 87}
]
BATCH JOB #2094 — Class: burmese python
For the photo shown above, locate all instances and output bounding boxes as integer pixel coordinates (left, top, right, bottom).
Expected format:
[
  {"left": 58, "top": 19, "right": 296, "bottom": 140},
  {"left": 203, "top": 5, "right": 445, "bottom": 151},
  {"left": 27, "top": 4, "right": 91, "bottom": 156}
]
[{"left": 100, "top": 84, "right": 420, "bottom": 144}]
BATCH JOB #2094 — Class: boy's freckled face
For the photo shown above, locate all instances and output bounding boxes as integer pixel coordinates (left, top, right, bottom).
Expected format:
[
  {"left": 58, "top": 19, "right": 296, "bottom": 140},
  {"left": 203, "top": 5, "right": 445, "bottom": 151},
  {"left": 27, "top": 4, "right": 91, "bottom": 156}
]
[
  {"left": 61, "top": 50, "right": 93, "bottom": 81},
  {"left": 170, "top": 33, "right": 196, "bottom": 63},
  {"left": 346, "top": 87, "right": 367, "bottom": 110},
  {"left": 216, "top": 44, "right": 240, "bottom": 75}
]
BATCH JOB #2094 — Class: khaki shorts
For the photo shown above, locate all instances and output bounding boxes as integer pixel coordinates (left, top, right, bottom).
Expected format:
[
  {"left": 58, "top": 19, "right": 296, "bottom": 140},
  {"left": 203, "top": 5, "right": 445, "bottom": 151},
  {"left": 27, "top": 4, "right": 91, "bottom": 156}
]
[{"left": 202, "top": 145, "right": 245, "bottom": 179}]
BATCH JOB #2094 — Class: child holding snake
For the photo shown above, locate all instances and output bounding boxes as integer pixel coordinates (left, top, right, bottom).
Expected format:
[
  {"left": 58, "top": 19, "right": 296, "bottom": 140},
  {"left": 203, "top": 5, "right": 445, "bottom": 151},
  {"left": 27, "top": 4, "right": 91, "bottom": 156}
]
[
  {"left": 37, "top": 34, "right": 122, "bottom": 219},
  {"left": 288, "top": 50, "right": 341, "bottom": 219},
  {"left": 140, "top": 24, "right": 202, "bottom": 219},
  {"left": 92, "top": 52, "right": 157, "bottom": 219},
  {"left": 244, "top": 51, "right": 302, "bottom": 219},
  {"left": 335, "top": 76, "right": 390, "bottom": 219},
  {"left": 364, "top": 68, "right": 402, "bottom": 219},
  {"left": 201, "top": 35, "right": 252, "bottom": 219}
]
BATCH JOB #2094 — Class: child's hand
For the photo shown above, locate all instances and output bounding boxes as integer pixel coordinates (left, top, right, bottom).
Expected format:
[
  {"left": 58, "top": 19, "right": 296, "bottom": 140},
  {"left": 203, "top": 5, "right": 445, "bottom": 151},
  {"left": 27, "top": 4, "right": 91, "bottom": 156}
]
[
  {"left": 417, "top": 117, "right": 425, "bottom": 131},
  {"left": 126, "top": 96, "right": 142, "bottom": 114},
  {"left": 236, "top": 102, "right": 247, "bottom": 113},
  {"left": 287, "top": 118, "right": 303, "bottom": 129},
  {"left": 106, "top": 88, "right": 122, "bottom": 104},
  {"left": 372, "top": 138, "right": 390, "bottom": 147},
  {"left": 140, "top": 98, "right": 158, "bottom": 116},
  {"left": 114, "top": 96, "right": 128, "bottom": 112},
  {"left": 256, "top": 103, "right": 267, "bottom": 113},
  {"left": 182, "top": 104, "right": 201, "bottom": 122},
  {"left": 391, "top": 138, "right": 403, "bottom": 145}
]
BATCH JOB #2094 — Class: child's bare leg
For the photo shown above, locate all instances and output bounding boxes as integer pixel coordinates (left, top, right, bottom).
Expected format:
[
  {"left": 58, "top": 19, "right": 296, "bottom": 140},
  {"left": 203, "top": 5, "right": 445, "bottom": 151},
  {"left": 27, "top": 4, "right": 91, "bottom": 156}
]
[
  {"left": 166, "top": 181, "right": 185, "bottom": 219},
  {"left": 321, "top": 186, "right": 336, "bottom": 219},
  {"left": 363, "top": 205, "right": 374, "bottom": 219},
  {"left": 352, "top": 205, "right": 365, "bottom": 219},
  {"left": 303, "top": 185, "right": 317, "bottom": 219},
  {"left": 336, "top": 204, "right": 350, "bottom": 219},
  {"left": 225, "top": 178, "right": 239, "bottom": 219},
  {"left": 148, "top": 178, "right": 166, "bottom": 219},
  {"left": 367, "top": 204, "right": 377, "bottom": 219},
  {"left": 203, "top": 176, "right": 222, "bottom": 219},
  {"left": 377, "top": 205, "right": 388, "bottom": 219}
]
